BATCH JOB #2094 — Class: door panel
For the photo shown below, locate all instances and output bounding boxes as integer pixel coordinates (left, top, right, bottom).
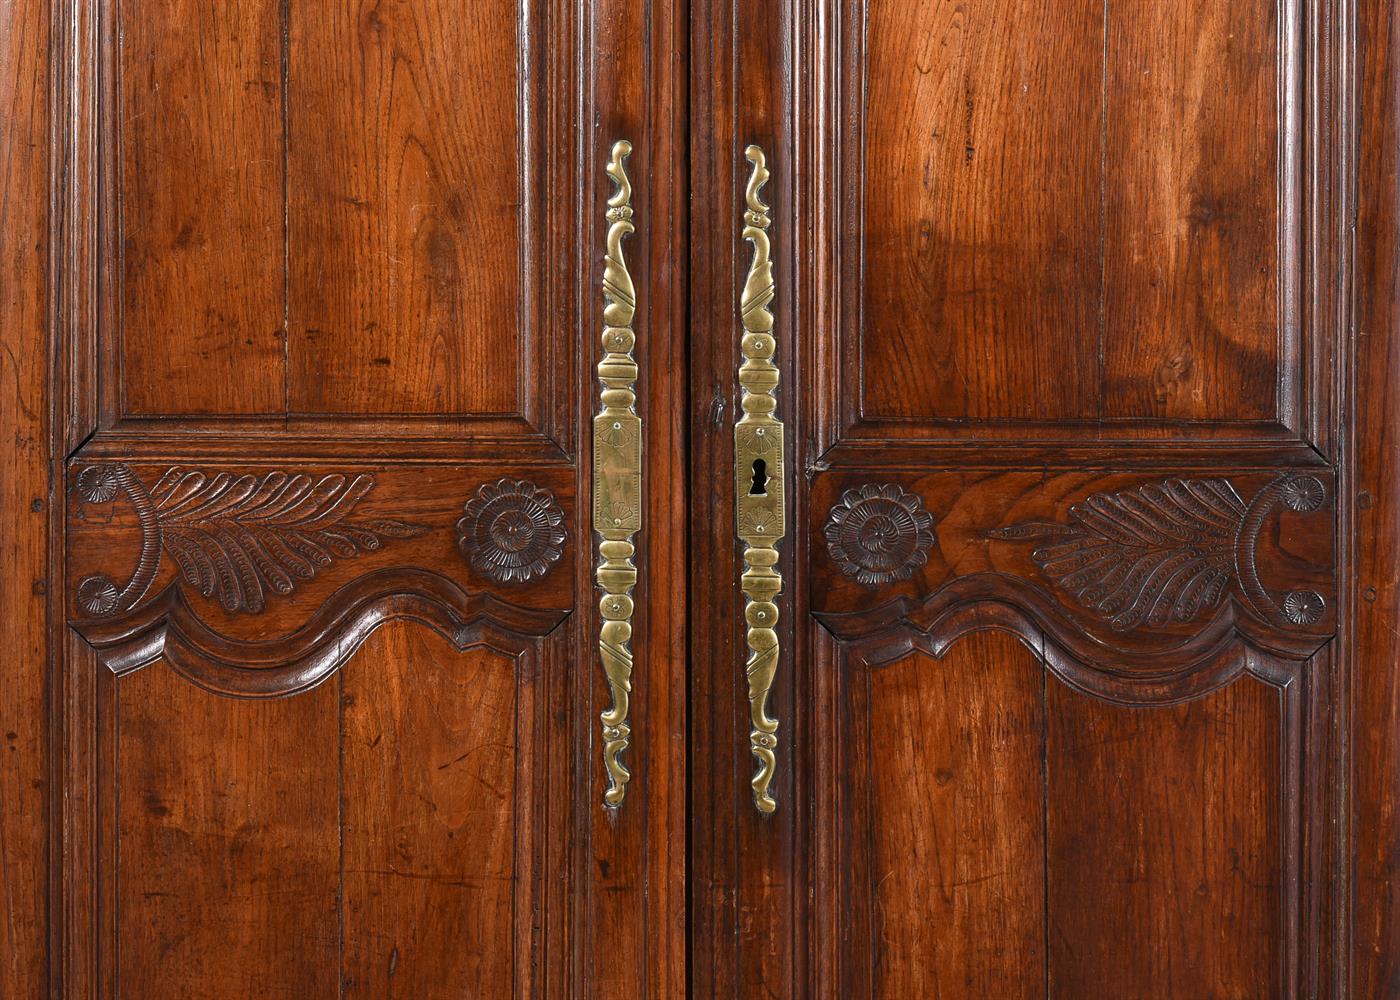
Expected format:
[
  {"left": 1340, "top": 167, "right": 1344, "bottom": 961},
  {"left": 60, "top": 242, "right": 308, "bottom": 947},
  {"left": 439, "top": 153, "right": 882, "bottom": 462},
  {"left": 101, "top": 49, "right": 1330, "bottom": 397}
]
[
  {"left": 1045, "top": 673, "right": 1285, "bottom": 997},
  {"left": 285, "top": 0, "right": 530, "bottom": 417},
  {"left": 837, "top": 0, "right": 1315, "bottom": 441},
  {"left": 112, "top": 661, "right": 340, "bottom": 998},
  {"left": 692, "top": 0, "right": 1353, "bottom": 997},
  {"left": 56, "top": 0, "right": 685, "bottom": 995},
  {"left": 849, "top": 634, "right": 1047, "bottom": 999}
]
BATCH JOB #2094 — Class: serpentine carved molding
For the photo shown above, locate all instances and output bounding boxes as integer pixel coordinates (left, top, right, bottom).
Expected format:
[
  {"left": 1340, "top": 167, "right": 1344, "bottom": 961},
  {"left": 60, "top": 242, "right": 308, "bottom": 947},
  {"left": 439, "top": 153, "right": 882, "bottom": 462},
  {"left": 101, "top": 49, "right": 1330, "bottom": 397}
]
[
  {"left": 818, "top": 472, "right": 1332, "bottom": 695},
  {"left": 72, "top": 464, "right": 429, "bottom": 618},
  {"left": 74, "top": 568, "right": 569, "bottom": 698}
]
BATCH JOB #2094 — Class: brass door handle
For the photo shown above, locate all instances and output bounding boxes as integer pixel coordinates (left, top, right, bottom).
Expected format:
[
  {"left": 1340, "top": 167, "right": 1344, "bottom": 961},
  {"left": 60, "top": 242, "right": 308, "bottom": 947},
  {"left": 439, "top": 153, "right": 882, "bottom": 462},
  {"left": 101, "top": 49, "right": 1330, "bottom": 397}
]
[
  {"left": 735, "top": 145, "right": 783, "bottom": 814},
  {"left": 595, "top": 140, "right": 640, "bottom": 807}
]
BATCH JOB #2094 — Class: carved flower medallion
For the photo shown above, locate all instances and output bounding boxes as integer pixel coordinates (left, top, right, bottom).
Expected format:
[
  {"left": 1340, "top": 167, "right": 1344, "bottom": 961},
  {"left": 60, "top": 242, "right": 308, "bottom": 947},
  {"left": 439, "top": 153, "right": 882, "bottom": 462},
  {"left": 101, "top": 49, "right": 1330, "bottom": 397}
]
[
  {"left": 458, "top": 479, "right": 567, "bottom": 584},
  {"left": 824, "top": 483, "right": 937, "bottom": 586}
]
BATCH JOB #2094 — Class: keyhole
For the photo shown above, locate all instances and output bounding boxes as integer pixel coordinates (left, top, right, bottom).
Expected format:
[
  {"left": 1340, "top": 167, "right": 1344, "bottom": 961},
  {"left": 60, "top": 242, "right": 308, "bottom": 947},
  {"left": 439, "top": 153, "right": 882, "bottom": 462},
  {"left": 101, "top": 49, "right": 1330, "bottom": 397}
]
[{"left": 749, "top": 458, "right": 768, "bottom": 496}]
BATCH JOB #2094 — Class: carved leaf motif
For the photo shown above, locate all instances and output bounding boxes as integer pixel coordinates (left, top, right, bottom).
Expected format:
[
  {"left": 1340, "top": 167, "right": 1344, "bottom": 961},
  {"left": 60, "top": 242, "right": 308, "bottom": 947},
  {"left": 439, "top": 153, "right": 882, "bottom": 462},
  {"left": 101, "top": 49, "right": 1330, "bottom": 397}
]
[
  {"left": 990, "top": 478, "right": 1248, "bottom": 631},
  {"left": 149, "top": 469, "right": 429, "bottom": 613}
]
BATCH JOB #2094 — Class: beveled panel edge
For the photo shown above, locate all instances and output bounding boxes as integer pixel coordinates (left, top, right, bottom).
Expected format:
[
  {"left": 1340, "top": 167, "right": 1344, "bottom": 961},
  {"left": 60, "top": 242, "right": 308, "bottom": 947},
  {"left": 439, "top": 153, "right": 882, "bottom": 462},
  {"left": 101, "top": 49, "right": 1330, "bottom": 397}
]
[
  {"left": 804, "top": 0, "right": 1346, "bottom": 455},
  {"left": 64, "top": 0, "right": 586, "bottom": 445}
]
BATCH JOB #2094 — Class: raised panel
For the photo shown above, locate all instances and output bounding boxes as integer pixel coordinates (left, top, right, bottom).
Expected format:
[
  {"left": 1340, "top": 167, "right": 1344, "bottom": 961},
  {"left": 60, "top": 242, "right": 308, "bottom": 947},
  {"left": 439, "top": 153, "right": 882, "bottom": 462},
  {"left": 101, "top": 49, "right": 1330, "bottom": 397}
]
[
  {"left": 852, "top": 634, "right": 1047, "bottom": 998},
  {"left": 107, "top": 0, "right": 570, "bottom": 434},
  {"left": 1046, "top": 673, "right": 1285, "bottom": 996},
  {"left": 286, "top": 0, "right": 526, "bottom": 417},
  {"left": 824, "top": 624, "right": 1305, "bottom": 997},
  {"left": 341, "top": 629, "right": 524, "bottom": 996},
  {"left": 826, "top": 0, "right": 1322, "bottom": 443},
  {"left": 116, "top": 0, "right": 287, "bottom": 416},
  {"left": 101, "top": 624, "right": 542, "bottom": 998},
  {"left": 860, "top": 0, "right": 1102, "bottom": 422},
  {"left": 1101, "top": 0, "right": 1281, "bottom": 422},
  {"left": 112, "top": 660, "right": 340, "bottom": 998}
]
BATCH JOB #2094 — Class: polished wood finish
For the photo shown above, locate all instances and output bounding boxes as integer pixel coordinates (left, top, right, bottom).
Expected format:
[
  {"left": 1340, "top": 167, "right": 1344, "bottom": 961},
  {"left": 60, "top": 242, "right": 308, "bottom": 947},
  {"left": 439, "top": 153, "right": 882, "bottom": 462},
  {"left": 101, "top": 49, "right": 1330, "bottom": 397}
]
[
  {"left": 0, "top": 0, "right": 53, "bottom": 994},
  {"left": 1352, "top": 0, "right": 1400, "bottom": 993},
  {"left": 690, "top": 0, "right": 1381, "bottom": 997},
  {"left": 38, "top": 0, "right": 685, "bottom": 996},
  {"left": 4, "top": 0, "right": 1400, "bottom": 994},
  {"left": 286, "top": 0, "right": 525, "bottom": 417}
]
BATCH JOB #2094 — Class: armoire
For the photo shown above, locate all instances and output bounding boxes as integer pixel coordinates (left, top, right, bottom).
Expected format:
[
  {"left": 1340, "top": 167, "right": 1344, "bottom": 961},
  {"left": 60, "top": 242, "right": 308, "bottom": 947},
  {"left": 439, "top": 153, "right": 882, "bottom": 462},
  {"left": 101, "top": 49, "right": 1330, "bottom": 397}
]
[{"left": 2, "top": 0, "right": 1399, "bottom": 996}]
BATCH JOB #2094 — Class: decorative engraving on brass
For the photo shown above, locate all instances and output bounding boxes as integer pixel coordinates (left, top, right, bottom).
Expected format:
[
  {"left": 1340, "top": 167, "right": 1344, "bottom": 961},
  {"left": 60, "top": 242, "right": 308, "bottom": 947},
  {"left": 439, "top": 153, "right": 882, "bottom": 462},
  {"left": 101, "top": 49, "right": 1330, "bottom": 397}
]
[
  {"left": 594, "top": 139, "right": 641, "bottom": 807},
  {"left": 735, "top": 145, "right": 783, "bottom": 815}
]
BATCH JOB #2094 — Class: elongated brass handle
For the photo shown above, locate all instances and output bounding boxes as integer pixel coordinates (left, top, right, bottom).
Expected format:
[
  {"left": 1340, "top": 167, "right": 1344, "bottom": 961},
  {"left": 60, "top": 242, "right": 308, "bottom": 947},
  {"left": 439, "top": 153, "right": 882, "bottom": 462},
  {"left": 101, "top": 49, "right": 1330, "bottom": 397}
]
[
  {"left": 735, "top": 145, "right": 783, "bottom": 814},
  {"left": 595, "top": 140, "right": 640, "bottom": 807}
]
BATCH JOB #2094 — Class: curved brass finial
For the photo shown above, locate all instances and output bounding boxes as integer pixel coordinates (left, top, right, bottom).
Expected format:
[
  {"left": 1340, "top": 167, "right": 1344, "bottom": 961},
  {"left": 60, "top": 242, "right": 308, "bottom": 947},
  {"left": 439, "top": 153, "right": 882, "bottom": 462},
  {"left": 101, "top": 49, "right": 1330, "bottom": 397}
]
[
  {"left": 735, "top": 144, "right": 783, "bottom": 814},
  {"left": 595, "top": 139, "right": 640, "bottom": 807}
]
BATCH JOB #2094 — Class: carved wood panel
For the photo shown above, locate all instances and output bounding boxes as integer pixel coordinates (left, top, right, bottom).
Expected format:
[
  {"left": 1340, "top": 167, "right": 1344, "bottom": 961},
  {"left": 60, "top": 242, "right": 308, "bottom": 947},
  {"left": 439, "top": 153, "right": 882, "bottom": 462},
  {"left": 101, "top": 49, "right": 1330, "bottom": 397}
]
[
  {"left": 51, "top": 0, "right": 689, "bottom": 994},
  {"left": 814, "top": 0, "right": 1340, "bottom": 448},
  {"left": 101, "top": 0, "right": 576, "bottom": 446}
]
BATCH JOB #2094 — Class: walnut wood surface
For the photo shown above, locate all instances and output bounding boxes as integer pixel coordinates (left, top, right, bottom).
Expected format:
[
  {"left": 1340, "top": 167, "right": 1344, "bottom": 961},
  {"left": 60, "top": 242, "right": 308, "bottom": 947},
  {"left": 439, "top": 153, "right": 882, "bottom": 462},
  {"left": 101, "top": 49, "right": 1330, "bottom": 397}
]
[
  {"left": 39, "top": 0, "right": 686, "bottom": 997},
  {"left": 0, "top": 0, "right": 53, "bottom": 993},
  {"left": 691, "top": 0, "right": 1377, "bottom": 997},
  {"left": 2, "top": 0, "right": 1398, "bottom": 994}
]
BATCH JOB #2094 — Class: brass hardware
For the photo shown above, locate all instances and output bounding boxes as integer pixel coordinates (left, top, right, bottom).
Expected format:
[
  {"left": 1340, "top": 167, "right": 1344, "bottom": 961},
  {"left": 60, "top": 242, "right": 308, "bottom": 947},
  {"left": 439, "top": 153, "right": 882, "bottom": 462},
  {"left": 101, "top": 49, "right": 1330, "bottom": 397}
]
[
  {"left": 735, "top": 145, "right": 783, "bottom": 815},
  {"left": 595, "top": 140, "right": 641, "bottom": 807}
]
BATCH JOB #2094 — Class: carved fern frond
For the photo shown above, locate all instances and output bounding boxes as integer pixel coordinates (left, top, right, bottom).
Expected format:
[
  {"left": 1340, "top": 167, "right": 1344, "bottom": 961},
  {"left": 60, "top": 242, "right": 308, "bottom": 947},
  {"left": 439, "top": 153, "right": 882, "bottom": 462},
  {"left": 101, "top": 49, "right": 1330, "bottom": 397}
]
[
  {"left": 149, "top": 469, "right": 429, "bottom": 613},
  {"left": 990, "top": 478, "right": 1248, "bottom": 631}
]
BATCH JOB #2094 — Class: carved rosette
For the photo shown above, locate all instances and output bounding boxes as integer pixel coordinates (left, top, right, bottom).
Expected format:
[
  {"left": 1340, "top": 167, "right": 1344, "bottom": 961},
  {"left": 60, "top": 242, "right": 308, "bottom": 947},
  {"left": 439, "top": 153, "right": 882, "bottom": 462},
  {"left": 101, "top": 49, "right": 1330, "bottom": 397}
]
[
  {"left": 72, "top": 464, "right": 429, "bottom": 617},
  {"left": 824, "top": 484, "right": 938, "bottom": 586},
  {"left": 989, "top": 474, "right": 1329, "bottom": 632},
  {"left": 457, "top": 479, "right": 566, "bottom": 585}
]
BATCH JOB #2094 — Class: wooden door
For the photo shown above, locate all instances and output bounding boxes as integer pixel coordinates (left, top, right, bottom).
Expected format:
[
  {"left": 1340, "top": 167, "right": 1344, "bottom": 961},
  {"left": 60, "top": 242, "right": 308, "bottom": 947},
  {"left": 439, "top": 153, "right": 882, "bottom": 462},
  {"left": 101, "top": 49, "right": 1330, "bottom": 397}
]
[
  {"left": 31, "top": 1, "right": 684, "bottom": 996},
  {"left": 689, "top": 1, "right": 1400, "bottom": 997}
]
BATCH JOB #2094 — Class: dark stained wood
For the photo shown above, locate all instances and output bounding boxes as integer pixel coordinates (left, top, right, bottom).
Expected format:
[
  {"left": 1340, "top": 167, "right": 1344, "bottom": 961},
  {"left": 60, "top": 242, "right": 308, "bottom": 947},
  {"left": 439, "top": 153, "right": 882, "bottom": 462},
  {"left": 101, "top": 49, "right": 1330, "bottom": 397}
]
[
  {"left": 1352, "top": 0, "right": 1400, "bottom": 992},
  {"left": 694, "top": 0, "right": 1360, "bottom": 994},
  {"left": 854, "top": 0, "right": 1283, "bottom": 428},
  {"left": 117, "top": 0, "right": 286, "bottom": 417},
  {"left": 1046, "top": 674, "right": 1284, "bottom": 997},
  {"left": 113, "top": 661, "right": 339, "bottom": 997},
  {"left": 1101, "top": 0, "right": 1280, "bottom": 422},
  {"left": 687, "top": 0, "right": 802, "bottom": 997},
  {"left": 0, "top": 0, "right": 52, "bottom": 993},
  {"left": 8, "top": 0, "right": 1399, "bottom": 992},
  {"left": 48, "top": 0, "right": 685, "bottom": 995},
  {"left": 861, "top": 636, "right": 1046, "bottom": 999},
  {"left": 286, "top": 0, "right": 522, "bottom": 417},
  {"left": 860, "top": 0, "right": 1101, "bottom": 422},
  {"left": 340, "top": 628, "right": 521, "bottom": 997}
]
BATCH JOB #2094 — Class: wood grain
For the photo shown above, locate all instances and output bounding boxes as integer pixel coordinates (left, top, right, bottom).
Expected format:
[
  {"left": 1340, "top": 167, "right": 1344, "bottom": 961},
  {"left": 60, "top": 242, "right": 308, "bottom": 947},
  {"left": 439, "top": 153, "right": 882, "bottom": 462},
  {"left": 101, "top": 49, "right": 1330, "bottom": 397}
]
[
  {"left": 286, "top": 0, "right": 522, "bottom": 416},
  {"left": 340, "top": 627, "right": 520, "bottom": 997},
  {"left": 860, "top": 0, "right": 1101, "bottom": 422},
  {"left": 118, "top": 0, "right": 286, "bottom": 416},
  {"left": 0, "top": 0, "right": 52, "bottom": 991},
  {"left": 863, "top": 636, "right": 1046, "bottom": 999},
  {"left": 855, "top": 0, "right": 1282, "bottom": 428},
  {"left": 1046, "top": 674, "right": 1283, "bottom": 997},
  {"left": 114, "top": 662, "right": 339, "bottom": 998},
  {"left": 1101, "top": 0, "right": 1280, "bottom": 421},
  {"left": 1353, "top": 0, "right": 1400, "bottom": 991}
]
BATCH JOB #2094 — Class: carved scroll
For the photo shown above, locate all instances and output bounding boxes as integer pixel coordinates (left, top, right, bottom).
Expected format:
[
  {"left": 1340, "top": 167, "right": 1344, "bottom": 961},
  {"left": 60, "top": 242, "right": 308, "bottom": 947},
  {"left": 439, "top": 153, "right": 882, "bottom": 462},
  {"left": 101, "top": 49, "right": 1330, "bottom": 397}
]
[
  {"left": 989, "top": 474, "right": 1329, "bottom": 631},
  {"left": 735, "top": 145, "right": 783, "bottom": 815},
  {"left": 594, "top": 140, "right": 641, "bottom": 807},
  {"left": 72, "top": 464, "right": 428, "bottom": 617}
]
